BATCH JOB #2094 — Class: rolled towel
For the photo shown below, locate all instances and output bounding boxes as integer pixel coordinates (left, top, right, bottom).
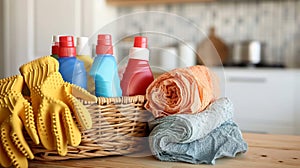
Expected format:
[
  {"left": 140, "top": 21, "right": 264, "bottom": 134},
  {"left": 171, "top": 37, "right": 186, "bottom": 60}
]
[
  {"left": 148, "top": 98, "right": 248, "bottom": 164},
  {"left": 149, "top": 98, "right": 233, "bottom": 143},
  {"left": 150, "top": 120, "right": 248, "bottom": 164},
  {"left": 145, "top": 65, "right": 218, "bottom": 118}
]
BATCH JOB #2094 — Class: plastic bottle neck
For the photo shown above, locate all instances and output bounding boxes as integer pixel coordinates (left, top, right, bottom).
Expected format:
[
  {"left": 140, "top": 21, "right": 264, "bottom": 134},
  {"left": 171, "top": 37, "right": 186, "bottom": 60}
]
[
  {"left": 97, "top": 53, "right": 114, "bottom": 57},
  {"left": 129, "top": 47, "right": 149, "bottom": 61},
  {"left": 96, "top": 34, "right": 113, "bottom": 55},
  {"left": 76, "top": 37, "right": 90, "bottom": 56},
  {"left": 59, "top": 50, "right": 76, "bottom": 57},
  {"left": 59, "top": 36, "right": 76, "bottom": 57},
  {"left": 52, "top": 42, "right": 59, "bottom": 55}
]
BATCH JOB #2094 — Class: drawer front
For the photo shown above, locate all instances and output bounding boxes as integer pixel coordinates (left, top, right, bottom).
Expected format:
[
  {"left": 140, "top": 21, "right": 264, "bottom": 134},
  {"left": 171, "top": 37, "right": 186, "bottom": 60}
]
[
  {"left": 219, "top": 69, "right": 296, "bottom": 134},
  {"left": 295, "top": 71, "right": 300, "bottom": 135}
]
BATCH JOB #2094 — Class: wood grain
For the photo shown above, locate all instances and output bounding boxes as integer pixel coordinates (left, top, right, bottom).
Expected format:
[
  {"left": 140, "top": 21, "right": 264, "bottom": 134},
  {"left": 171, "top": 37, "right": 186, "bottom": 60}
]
[
  {"left": 106, "top": 0, "right": 214, "bottom": 6},
  {"left": 29, "top": 133, "right": 300, "bottom": 168}
]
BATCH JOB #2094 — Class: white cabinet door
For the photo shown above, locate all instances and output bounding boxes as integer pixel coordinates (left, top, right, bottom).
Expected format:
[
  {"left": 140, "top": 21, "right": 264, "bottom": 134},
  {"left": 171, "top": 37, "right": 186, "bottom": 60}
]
[
  {"left": 216, "top": 68, "right": 297, "bottom": 135},
  {"left": 1, "top": 0, "right": 116, "bottom": 77},
  {"left": 294, "top": 70, "right": 300, "bottom": 135},
  {"left": 0, "top": 0, "right": 4, "bottom": 78},
  {"left": 2, "top": 0, "right": 81, "bottom": 77},
  {"left": 2, "top": 0, "right": 35, "bottom": 77}
]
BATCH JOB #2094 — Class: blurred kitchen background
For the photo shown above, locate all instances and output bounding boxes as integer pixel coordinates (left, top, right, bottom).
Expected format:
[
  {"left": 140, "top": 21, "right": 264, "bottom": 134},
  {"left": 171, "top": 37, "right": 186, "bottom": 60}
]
[
  {"left": 116, "top": 0, "right": 300, "bottom": 69},
  {"left": 0, "top": 0, "right": 299, "bottom": 135}
]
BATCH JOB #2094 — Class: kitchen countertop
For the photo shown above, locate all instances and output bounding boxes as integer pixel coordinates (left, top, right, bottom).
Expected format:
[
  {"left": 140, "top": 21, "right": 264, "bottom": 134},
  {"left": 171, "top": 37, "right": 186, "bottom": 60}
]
[{"left": 28, "top": 133, "right": 300, "bottom": 168}]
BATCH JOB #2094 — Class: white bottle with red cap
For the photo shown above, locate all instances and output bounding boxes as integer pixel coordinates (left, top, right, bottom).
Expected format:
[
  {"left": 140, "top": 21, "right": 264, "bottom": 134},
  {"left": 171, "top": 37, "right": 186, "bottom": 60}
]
[
  {"left": 51, "top": 35, "right": 60, "bottom": 59},
  {"left": 76, "top": 36, "right": 94, "bottom": 93},
  {"left": 121, "top": 36, "right": 154, "bottom": 96},
  {"left": 90, "top": 34, "right": 122, "bottom": 97}
]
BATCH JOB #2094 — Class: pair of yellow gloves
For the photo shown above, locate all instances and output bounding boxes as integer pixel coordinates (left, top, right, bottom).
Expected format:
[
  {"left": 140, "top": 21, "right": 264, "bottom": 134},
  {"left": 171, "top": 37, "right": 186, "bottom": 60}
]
[{"left": 0, "top": 56, "right": 97, "bottom": 168}]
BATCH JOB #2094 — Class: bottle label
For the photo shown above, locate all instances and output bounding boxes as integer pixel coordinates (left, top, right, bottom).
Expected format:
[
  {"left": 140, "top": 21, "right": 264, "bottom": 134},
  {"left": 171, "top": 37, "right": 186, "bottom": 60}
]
[{"left": 129, "top": 47, "right": 149, "bottom": 61}]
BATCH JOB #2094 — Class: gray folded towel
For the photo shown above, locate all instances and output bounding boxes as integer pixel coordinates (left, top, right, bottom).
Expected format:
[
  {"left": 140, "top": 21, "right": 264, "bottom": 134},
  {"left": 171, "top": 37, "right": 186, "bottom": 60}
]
[{"left": 148, "top": 98, "right": 248, "bottom": 164}]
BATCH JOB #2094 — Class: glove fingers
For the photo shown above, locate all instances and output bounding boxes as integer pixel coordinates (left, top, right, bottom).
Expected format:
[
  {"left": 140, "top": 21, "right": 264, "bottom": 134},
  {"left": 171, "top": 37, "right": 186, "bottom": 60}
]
[
  {"left": 66, "top": 92, "right": 92, "bottom": 130},
  {"left": 51, "top": 100, "right": 68, "bottom": 156},
  {"left": 62, "top": 106, "right": 81, "bottom": 147},
  {"left": 42, "top": 73, "right": 93, "bottom": 130},
  {"left": 37, "top": 98, "right": 56, "bottom": 150},
  {"left": 19, "top": 56, "right": 59, "bottom": 88},
  {"left": 0, "top": 143, "right": 11, "bottom": 168},
  {"left": 0, "top": 105, "right": 11, "bottom": 125},
  {"left": 0, "top": 75, "right": 22, "bottom": 94},
  {"left": 18, "top": 97, "right": 39, "bottom": 145},
  {"left": 10, "top": 115, "right": 34, "bottom": 159},
  {"left": 1, "top": 121, "right": 28, "bottom": 168}
]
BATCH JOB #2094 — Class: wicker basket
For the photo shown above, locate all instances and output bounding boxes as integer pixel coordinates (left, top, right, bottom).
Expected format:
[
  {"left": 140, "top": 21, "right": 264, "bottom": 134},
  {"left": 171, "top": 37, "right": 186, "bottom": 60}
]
[{"left": 28, "top": 95, "right": 151, "bottom": 161}]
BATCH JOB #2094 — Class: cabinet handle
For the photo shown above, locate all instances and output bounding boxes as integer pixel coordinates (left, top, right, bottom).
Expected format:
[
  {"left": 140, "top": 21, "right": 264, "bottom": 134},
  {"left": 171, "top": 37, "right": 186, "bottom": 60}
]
[{"left": 228, "top": 76, "right": 267, "bottom": 83}]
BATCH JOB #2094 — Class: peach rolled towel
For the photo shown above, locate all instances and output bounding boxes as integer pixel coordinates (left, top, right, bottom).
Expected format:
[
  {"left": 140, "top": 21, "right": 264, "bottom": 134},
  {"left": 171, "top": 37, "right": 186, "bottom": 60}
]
[{"left": 145, "top": 65, "right": 218, "bottom": 118}]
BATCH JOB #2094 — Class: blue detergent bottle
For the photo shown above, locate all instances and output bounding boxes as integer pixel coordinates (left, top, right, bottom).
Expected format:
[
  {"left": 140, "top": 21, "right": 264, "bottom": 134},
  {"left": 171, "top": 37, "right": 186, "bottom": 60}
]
[
  {"left": 90, "top": 34, "right": 122, "bottom": 97},
  {"left": 58, "top": 36, "right": 87, "bottom": 89}
]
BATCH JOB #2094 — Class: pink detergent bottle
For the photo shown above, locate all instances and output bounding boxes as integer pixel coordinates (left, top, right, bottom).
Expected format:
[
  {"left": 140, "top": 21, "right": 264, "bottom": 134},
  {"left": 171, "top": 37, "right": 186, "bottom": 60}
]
[{"left": 121, "top": 36, "right": 154, "bottom": 96}]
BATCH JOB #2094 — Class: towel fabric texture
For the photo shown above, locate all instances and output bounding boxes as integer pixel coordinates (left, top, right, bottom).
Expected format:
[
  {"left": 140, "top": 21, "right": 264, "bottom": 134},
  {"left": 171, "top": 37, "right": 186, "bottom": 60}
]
[
  {"left": 145, "top": 65, "right": 218, "bottom": 118},
  {"left": 148, "top": 98, "right": 248, "bottom": 164}
]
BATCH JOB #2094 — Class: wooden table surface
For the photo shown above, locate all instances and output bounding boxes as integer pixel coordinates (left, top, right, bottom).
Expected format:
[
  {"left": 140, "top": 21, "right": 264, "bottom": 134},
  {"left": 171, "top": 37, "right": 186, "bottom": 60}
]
[{"left": 29, "top": 133, "right": 300, "bottom": 168}]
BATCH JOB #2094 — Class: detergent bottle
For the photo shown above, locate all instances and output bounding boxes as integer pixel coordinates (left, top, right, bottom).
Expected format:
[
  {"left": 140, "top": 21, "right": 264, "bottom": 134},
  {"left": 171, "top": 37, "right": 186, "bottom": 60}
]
[
  {"left": 90, "top": 34, "right": 122, "bottom": 97},
  {"left": 121, "top": 36, "right": 154, "bottom": 96},
  {"left": 76, "top": 36, "right": 93, "bottom": 69},
  {"left": 58, "top": 35, "right": 87, "bottom": 89},
  {"left": 76, "top": 36, "right": 94, "bottom": 93},
  {"left": 51, "top": 35, "right": 59, "bottom": 60}
]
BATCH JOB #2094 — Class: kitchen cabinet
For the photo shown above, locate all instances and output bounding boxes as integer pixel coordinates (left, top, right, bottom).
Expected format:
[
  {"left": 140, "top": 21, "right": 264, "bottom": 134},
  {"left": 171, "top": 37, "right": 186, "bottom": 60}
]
[
  {"left": 213, "top": 68, "right": 300, "bottom": 135},
  {"left": 295, "top": 70, "right": 300, "bottom": 135}
]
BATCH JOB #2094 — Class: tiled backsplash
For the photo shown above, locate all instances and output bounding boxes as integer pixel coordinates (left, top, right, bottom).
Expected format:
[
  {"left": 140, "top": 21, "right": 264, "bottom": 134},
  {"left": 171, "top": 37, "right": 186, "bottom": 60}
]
[{"left": 116, "top": 0, "right": 300, "bottom": 68}]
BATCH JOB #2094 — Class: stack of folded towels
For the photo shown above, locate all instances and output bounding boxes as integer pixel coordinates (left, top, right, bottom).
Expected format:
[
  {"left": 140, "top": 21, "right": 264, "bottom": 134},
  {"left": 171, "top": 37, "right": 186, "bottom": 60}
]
[{"left": 145, "top": 65, "right": 248, "bottom": 164}]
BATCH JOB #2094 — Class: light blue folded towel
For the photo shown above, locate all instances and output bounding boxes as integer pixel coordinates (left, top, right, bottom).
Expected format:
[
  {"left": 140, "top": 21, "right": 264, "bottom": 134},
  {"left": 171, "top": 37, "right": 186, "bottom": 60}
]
[{"left": 148, "top": 98, "right": 248, "bottom": 164}]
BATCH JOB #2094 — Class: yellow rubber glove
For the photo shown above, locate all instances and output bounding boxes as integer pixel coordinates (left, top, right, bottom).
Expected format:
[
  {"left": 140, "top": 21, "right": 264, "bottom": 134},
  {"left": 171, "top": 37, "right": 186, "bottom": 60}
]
[
  {"left": 19, "top": 56, "right": 59, "bottom": 120},
  {"left": 0, "top": 75, "right": 38, "bottom": 168},
  {"left": 19, "top": 56, "right": 96, "bottom": 156},
  {"left": 38, "top": 72, "right": 96, "bottom": 156}
]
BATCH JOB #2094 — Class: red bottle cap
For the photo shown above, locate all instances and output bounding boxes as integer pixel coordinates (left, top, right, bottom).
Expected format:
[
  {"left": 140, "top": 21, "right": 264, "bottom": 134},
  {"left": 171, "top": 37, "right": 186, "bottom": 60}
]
[
  {"left": 96, "top": 34, "right": 113, "bottom": 55},
  {"left": 59, "top": 36, "right": 76, "bottom": 57},
  {"left": 134, "top": 36, "right": 148, "bottom": 48}
]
